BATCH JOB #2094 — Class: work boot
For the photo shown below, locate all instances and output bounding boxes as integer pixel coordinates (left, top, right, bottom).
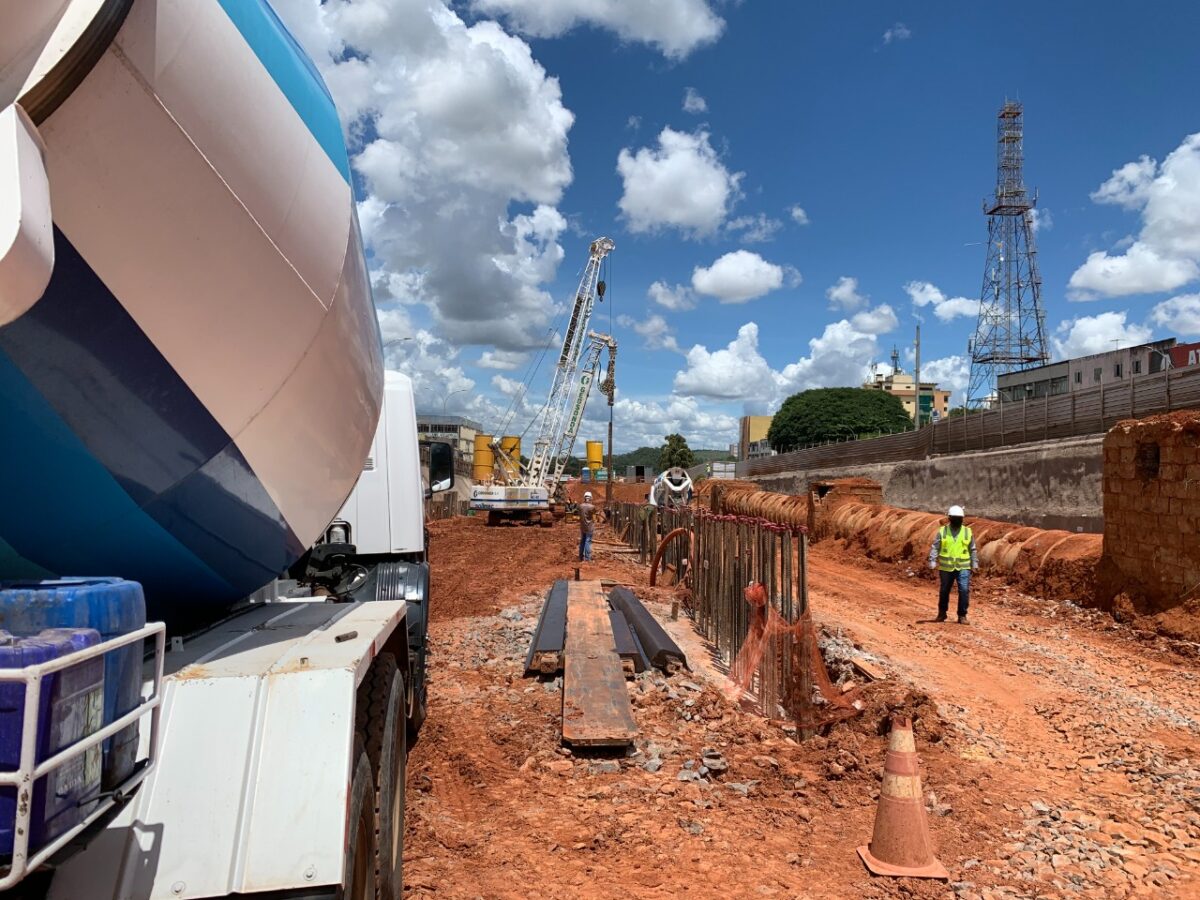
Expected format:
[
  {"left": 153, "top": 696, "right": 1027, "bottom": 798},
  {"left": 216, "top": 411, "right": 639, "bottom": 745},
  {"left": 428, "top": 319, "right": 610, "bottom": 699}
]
[
  {"left": 957, "top": 615, "right": 969, "bottom": 625},
  {"left": 934, "top": 613, "right": 947, "bottom": 623}
]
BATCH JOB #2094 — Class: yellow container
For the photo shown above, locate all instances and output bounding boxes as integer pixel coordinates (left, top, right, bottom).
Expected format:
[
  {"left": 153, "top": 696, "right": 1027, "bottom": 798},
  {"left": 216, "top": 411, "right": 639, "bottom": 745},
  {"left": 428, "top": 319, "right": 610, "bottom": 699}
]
[
  {"left": 585, "top": 441, "right": 604, "bottom": 472},
  {"left": 473, "top": 434, "right": 494, "bottom": 482},
  {"left": 499, "top": 435, "right": 521, "bottom": 477}
]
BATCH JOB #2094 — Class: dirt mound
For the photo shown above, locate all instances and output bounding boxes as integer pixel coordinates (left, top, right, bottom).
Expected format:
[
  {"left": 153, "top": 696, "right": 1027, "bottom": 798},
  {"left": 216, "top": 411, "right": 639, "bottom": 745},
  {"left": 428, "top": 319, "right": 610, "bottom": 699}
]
[
  {"left": 693, "top": 478, "right": 758, "bottom": 500},
  {"left": 717, "top": 488, "right": 808, "bottom": 527},
  {"left": 563, "top": 480, "right": 654, "bottom": 504},
  {"left": 818, "top": 501, "right": 1105, "bottom": 613},
  {"left": 428, "top": 517, "right": 581, "bottom": 621},
  {"left": 1148, "top": 598, "right": 1200, "bottom": 643}
]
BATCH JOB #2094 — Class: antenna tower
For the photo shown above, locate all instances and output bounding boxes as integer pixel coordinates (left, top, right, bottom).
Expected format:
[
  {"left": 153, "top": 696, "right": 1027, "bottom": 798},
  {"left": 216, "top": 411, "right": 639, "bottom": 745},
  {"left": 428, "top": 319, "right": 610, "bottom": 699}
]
[{"left": 966, "top": 101, "right": 1049, "bottom": 407}]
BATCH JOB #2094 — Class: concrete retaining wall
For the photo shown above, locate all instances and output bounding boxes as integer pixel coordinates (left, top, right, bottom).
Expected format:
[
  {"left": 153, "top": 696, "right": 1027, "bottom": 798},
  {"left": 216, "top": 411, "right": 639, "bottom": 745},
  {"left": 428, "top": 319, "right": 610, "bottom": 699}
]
[{"left": 749, "top": 435, "right": 1103, "bottom": 533}]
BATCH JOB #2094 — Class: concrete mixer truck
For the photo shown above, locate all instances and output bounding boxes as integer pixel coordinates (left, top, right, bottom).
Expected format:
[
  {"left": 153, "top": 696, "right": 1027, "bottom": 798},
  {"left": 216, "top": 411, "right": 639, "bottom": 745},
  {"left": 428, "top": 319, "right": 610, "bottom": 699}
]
[{"left": 0, "top": 2, "right": 446, "bottom": 896}]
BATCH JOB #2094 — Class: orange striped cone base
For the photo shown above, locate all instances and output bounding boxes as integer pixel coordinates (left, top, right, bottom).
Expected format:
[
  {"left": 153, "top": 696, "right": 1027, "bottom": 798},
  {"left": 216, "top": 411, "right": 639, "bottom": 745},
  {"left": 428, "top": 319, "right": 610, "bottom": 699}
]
[{"left": 856, "top": 716, "right": 949, "bottom": 879}]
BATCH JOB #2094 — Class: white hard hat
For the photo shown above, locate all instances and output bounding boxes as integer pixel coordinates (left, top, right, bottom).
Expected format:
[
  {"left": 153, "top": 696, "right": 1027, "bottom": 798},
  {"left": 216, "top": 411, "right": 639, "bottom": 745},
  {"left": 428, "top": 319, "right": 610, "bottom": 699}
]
[
  {"left": 948, "top": 505, "right": 965, "bottom": 517},
  {"left": 584, "top": 491, "right": 592, "bottom": 499}
]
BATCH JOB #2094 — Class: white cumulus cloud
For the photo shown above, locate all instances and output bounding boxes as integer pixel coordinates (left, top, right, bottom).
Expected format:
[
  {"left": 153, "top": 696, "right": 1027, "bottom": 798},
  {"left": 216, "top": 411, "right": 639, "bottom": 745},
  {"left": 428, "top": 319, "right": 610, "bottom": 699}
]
[
  {"left": 1070, "top": 244, "right": 1199, "bottom": 300},
  {"left": 477, "top": 349, "right": 530, "bottom": 370},
  {"left": 827, "top": 275, "right": 867, "bottom": 311},
  {"left": 904, "top": 280, "right": 981, "bottom": 322},
  {"left": 672, "top": 318, "right": 883, "bottom": 405},
  {"left": 919, "top": 355, "right": 970, "bottom": 403},
  {"left": 1052, "top": 312, "right": 1152, "bottom": 360},
  {"left": 1090, "top": 155, "right": 1157, "bottom": 210},
  {"left": 1069, "top": 133, "right": 1200, "bottom": 298},
  {"left": 1150, "top": 293, "right": 1200, "bottom": 337},
  {"left": 617, "top": 313, "right": 681, "bottom": 352},
  {"left": 789, "top": 205, "right": 810, "bottom": 225},
  {"left": 882, "top": 22, "right": 912, "bottom": 44},
  {"left": 1029, "top": 208, "right": 1053, "bottom": 232},
  {"left": 726, "top": 213, "right": 783, "bottom": 243},
  {"left": 683, "top": 86, "right": 708, "bottom": 114},
  {"left": 850, "top": 304, "right": 899, "bottom": 335},
  {"left": 470, "top": 0, "right": 725, "bottom": 60},
  {"left": 673, "top": 323, "right": 781, "bottom": 400},
  {"left": 617, "top": 127, "right": 743, "bottom": 237},
  {"left": 692, "top": 250, "right": 785, "bottom": 303},
  {"left": 272, "top": 0, "right": 577, "bottom": 357},
  {"left": 647, "top": 280, "right": 696, "bottom": 311}
]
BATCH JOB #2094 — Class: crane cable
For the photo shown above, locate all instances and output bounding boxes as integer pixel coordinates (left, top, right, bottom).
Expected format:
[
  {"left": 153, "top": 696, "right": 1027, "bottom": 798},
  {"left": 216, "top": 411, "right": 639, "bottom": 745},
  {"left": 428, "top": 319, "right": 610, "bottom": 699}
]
[{"left": 492, "top": 250, "right": 589, "bottom": 438}]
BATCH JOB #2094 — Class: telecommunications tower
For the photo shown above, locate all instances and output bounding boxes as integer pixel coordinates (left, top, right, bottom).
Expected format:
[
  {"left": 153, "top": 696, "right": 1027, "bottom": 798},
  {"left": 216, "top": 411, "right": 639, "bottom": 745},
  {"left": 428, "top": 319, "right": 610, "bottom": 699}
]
[{"left": 966, "top": 101, "right": 1049, "bottom": 407}]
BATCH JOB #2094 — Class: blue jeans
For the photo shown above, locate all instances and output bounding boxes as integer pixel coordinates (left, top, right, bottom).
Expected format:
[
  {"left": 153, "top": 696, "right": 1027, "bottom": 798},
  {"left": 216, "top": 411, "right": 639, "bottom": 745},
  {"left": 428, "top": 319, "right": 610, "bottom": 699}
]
[
  {"left": 938, "top": 569, "right": 970, "bottom": 618},
  {"left": 579, "top": 532, "right": 593, "bottom": 562}
]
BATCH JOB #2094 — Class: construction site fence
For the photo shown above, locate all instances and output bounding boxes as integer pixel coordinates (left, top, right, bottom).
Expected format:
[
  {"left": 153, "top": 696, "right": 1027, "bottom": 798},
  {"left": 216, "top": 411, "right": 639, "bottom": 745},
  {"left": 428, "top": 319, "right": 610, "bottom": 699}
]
[
  {"left": 425, "top": 497, "right": 470, "bottom": 521},
  {"left": 737, "top": 366, "right": 1200, "bottom": 477},
  {"left": 609, "top": 502, "right": 842, "bottom": 729}
]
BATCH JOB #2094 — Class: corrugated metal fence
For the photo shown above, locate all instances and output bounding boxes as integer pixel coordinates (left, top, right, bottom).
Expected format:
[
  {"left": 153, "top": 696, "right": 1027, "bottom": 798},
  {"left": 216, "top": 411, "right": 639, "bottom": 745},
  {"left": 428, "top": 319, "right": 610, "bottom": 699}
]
[{"left": 738, "top": 367, "right": 1200, "bottom": 478}]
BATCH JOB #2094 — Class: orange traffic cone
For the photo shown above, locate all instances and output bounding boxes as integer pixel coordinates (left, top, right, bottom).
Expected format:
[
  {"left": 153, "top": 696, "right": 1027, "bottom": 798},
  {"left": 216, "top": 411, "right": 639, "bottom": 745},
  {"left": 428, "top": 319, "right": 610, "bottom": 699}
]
[{"left": 857, "top": 716, "right": 949, "bottom": 880}]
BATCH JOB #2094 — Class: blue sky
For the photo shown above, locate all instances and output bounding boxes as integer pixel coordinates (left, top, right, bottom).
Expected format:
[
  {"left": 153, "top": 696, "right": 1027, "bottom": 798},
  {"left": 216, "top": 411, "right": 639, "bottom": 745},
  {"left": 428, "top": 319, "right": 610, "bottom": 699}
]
[{"left": 273, "top": 0, "right": 1200, "bottom": 450}]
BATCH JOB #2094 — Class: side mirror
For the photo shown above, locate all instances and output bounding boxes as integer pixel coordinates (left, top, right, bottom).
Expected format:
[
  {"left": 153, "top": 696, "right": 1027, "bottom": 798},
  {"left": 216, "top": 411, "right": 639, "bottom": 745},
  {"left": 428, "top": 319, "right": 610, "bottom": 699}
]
[{"left": 428, "top": 440, "right": 455, "bottom": 495}]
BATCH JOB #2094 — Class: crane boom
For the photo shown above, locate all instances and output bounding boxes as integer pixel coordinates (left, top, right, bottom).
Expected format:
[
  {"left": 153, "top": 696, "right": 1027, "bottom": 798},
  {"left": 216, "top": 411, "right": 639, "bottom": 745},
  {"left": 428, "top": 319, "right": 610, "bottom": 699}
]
[
  {"left": 527, "top": 236, "right": 614, "bottom": 487},
  {"left": 469, "top": 237, "right": 617, "bottom": 524}
]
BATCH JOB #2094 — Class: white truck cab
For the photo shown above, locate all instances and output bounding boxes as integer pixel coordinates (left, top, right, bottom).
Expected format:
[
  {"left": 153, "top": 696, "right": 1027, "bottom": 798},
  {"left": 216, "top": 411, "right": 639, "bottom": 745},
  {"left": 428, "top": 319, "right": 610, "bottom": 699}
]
[{"left": 35, "top": 372, "right": 453, "bottom": 899}]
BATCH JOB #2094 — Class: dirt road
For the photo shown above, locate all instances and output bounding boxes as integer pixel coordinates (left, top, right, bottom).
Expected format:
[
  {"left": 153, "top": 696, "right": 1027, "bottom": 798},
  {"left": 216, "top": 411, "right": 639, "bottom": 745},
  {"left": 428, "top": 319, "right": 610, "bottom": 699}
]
[{"left": 403, "top": 517, "right": 1200, "bottom": 899}]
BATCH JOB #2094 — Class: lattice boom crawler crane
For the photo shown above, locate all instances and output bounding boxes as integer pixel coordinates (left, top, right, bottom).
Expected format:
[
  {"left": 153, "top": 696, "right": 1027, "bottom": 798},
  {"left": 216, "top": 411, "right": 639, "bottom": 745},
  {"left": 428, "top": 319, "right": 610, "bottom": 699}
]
[{"left": 470, "top": 237, "right": 617, "bottom": 526}]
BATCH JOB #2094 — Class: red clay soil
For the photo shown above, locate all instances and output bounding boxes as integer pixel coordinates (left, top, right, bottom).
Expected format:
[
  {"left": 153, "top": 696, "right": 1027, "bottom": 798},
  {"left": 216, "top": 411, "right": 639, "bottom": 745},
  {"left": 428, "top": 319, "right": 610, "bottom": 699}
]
[
  {"left": 406, "top": 517, "right": 1200, "bottom": 898},
  {"left": 693, "top": 478, "right": 759, "bottom": 501},
  {"left": 563, "top": 480, "right": 656, "bottom": 504},
  {"left": 426, "top": 516, "right": 583, "bottom": 622}
]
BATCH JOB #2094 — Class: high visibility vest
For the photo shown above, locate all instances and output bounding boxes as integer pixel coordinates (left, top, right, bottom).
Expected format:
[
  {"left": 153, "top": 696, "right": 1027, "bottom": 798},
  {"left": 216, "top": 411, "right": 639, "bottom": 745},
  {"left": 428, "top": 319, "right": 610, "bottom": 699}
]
[{"left": 937, "top": 525, "right": 973, "bottom": 572}]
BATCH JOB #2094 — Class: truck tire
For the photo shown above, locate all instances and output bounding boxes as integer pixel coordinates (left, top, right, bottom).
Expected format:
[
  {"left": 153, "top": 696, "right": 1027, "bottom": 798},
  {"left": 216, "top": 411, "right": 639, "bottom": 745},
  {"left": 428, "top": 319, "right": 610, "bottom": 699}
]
[
  {"left": 357, "top": 654, "right": 407, "bottom": 900},
  {"left": 338, "top": 746, "right": 376, "bottom": 900}
]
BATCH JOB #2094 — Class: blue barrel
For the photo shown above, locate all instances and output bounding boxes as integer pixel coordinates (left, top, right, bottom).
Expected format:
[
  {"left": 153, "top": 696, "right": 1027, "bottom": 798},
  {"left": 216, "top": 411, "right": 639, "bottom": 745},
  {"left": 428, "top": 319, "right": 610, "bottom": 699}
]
[
  {"left": 0, "top": 579, "right": 146, "bottom": 790},
  {"left": 0, "top": 628, "right": 104, "bottom": 855}
]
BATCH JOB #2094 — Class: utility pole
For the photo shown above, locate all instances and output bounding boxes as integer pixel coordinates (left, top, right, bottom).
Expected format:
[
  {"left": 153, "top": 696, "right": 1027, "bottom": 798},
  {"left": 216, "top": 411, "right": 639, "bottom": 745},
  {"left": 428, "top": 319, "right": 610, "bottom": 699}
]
[{"left": 914, "top": 322, "right": 922, "bottom": 428}]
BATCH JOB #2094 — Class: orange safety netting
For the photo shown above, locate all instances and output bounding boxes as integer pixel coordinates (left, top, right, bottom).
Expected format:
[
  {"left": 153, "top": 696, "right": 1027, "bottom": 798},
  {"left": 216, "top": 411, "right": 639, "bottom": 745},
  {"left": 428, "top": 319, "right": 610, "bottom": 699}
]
[{"left": 729, "top": 582, "right": 861, "bottom": 730}]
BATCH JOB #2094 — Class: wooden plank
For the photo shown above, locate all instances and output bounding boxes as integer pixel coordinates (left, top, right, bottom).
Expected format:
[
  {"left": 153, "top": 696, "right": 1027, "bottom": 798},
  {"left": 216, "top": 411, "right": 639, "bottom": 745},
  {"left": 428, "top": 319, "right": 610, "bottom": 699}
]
[
  {"left": 851, "top": 657, "right": 887, "bottom": 682},
  {"left": 562, "top": 581, "right": 638, "bottom": 747}
]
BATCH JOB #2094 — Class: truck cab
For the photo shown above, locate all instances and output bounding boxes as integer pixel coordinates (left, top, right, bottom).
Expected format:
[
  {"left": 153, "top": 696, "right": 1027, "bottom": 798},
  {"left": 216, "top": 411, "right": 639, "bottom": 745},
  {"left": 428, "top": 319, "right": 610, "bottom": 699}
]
[{"left": 8, "top": 371, "right": 453, "bottom": 899}]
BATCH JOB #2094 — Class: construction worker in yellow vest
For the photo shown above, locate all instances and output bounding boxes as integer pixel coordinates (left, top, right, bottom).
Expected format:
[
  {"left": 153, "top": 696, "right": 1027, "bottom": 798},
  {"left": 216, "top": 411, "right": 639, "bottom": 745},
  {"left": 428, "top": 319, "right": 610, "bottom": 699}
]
[{"left": 927, "top": 505, "right": 978, "bottom": 624}]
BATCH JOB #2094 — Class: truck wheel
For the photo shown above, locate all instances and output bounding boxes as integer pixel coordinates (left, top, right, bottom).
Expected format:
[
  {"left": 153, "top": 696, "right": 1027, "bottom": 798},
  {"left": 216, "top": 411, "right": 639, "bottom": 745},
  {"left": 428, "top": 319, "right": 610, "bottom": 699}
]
[
  {"left": 338, "top": 746, "right": 376, "bottom": 900},
  {"left": 486, "top": 511, "right": 499, "bottom": 527},
  {"left": 358, "top": 654, "right": 407, "bottom": 899}
]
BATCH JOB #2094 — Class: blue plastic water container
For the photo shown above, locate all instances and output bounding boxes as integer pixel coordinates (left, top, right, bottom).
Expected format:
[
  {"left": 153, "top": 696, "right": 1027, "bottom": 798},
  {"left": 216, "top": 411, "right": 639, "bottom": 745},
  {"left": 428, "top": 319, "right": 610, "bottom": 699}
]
[
  {"left": 0, "top": 579, "right": 146, "bottom": 790},
  {"left": 0, "top": 628, "right": 104, "bottom": 856}
]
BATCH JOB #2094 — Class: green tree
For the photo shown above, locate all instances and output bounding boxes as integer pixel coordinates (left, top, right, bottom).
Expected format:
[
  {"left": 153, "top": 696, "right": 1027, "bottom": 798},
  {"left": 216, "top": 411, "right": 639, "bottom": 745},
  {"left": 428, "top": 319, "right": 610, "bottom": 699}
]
[
  {"left": 946, "top": 405, "right": 984, "bottom": 419},
  {"left": 767, "top": 388, "right": 912, "bottom": 452},
  {"left": 658, "top": 433, "right": 696, "bottom": 470}
]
